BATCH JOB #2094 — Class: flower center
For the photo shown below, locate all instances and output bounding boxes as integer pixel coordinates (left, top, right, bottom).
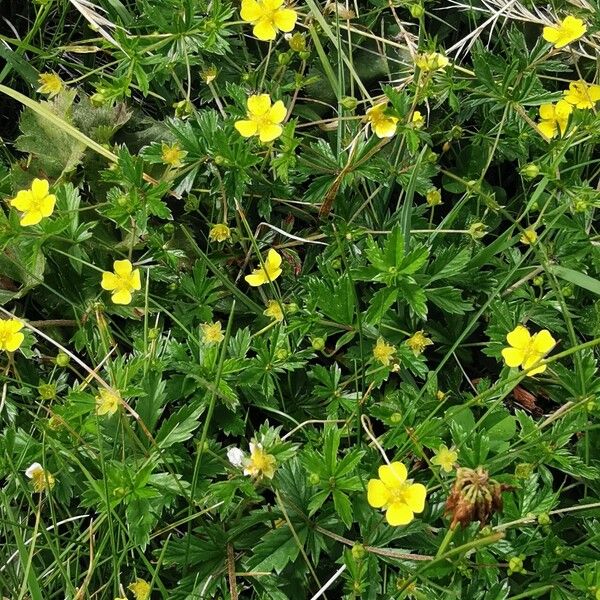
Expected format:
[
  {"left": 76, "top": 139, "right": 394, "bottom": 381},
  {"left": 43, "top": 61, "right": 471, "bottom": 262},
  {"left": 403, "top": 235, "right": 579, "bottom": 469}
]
[{"left": 388, "top": 482, "right": 410, "bottom": 505}]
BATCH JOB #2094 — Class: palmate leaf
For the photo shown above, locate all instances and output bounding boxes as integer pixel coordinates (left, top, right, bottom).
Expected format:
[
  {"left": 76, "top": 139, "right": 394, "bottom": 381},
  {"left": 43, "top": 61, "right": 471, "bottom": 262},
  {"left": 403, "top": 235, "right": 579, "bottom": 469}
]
[{"left": 14, "top": 91, "right": 86, "bottom": 181}]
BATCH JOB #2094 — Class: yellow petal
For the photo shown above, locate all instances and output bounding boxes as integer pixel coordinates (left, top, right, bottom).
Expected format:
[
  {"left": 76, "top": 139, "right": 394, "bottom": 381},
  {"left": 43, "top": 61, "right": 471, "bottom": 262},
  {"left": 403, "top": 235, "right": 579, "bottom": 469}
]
[
  {"left": 374, "top": 119, "right": 398, "bottom": 138},
  {"left": 532, "top": 330, "right": 555, "bottom": 354},
  {"left": 253, "top": 19, "right": 277, "bottom": 41},
  {"left": 7, "top": 320, "right": 23, "bottom": 333},
  {"left": 367, "top": 479, "right": 389, "bottom": 508},
  {"left": 265, "top": 248, "right": 282, "bottom": 271},
  {"left": 101, "top": 272, "right": 119, "bottom": 291},
  {"left": 235, "top": 119, "right": 259, "bottom": 137},
  {"left": 506, "top": 325, "right": 530, "bottom": 349},
  {"left": 385, "top": 502, "right": 413, "bottom": 526},
  {"left": 263, "top": 0, "right": 284, "bottom": 9},
  {"left": 247, "top": 94, "right": 272, "bottom": 116},
  {"left": 538, "top": 120, "right": 557, "bottom": 139},
  {"left": 538, "top": 104, "right": 555, "bottom": 120},
  {"left": 20, "top": 210, "right": 43, "bottom": 227},
  {"left": 245, "top": 271, "right": 268, "bottom": 286},
  {"left": 10, "top": 190, "right": 33, "bottom": 211},
  {"left": 5, "top": 332, "right": 24, "bottom": 352},
  {"left": 130, "top": 269, "right": 142, "bottom": 291},
  {"left": 542, "top": 25, "right": 560, "bottom": 44},
  {"left": 273, "top": 8, "right": 297, "bottom": 32},
  {"left": 112, "top": 289, "right": 132, "bottom": 305},
  {"left": 378, "top": 462, "right": 407, "bottom": 486},
  {"left": 405, "top": 483, "right": 426, "bottom": 513},
  {"left": 258, "top": 123, "right": 283, "bottom": 143},
  {"left": 268, "top": 100, "right": 287, "bottom": 124},
  {"left": 240, "top": 0, "right": 262, "bottom": 21},
  {"left": 501, "top": 347, "right": 525, "bottom": 368},
  {"left": 113, "top": 259, "right": 133, "bottom": 277},
  {"left": 40, "top": 194, "right": 56, "bottom": 218},
  {"left": 525, "top": 363, "right": 546, "bottom": 376},
  {"left": 31, "top": 178, "right": 49, "bottom": 199}
]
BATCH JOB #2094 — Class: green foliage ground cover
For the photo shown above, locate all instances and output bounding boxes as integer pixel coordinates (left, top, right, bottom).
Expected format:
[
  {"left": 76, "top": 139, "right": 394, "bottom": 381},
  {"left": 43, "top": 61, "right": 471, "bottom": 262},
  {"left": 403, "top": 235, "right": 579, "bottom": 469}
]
[{"left": 1, "top": 0, "right": 600, "bottom": 598}]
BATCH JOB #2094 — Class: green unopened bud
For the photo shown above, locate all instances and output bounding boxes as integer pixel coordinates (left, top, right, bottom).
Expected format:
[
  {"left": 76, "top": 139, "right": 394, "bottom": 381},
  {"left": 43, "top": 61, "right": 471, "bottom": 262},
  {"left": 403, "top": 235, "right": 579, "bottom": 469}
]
[
  {"left": 286, "top": 302, "right": 299, "bottom": 314},
  {"left": 390, "top": 412, "right": 402, "bottom": 424},
  {"left": 533, "top": 275, "right": 543, "bottom": 287},
  {"left": 351, "top": 543, "right": 366, "bottom": 560},
  {"left": 587, "top": 399, "right": 597, "bottom": 412},
  {"left": 278, "top": 51, "right": 291, "bottom": 65},
  {"left": 340, "top": 96, "right": 358, "bottom": 110},
  {"left": 299, "top": 50, "right": 311, "bottom": 61},
  {"left": 573, "top": 198, "right": 588, "bottom": 213},
  {"left": 311, "top": 337, "right": 325, "bottom": 351},
  {"left": 148, "top": 327, "right": 160, "bottom": 341},
  {"left": 450, "top": 125, "right": 463, "bottom": 140},
  {"left": 308, "top": 472, "right": 320, "bottom": 485},
  {"left": 163, "top": 223, "right": 175, "bottom": 235},
  {"left": 409, "top": 3, "right": 424, "bottom": 18},
  {"left": 508, "top": 555, "right": 525, "bottom": 574},
  {"left": 520, "top": 163, "right": 540, "bottom": 179},
  {"left": 55, "top": 352, "right": 70, "bottom": 367},
  {"left": 537, "top": 512, "right": 551, "bottom": 526},
  {"left": 275, "top": 348, "right": 289, "bottom": 360}
]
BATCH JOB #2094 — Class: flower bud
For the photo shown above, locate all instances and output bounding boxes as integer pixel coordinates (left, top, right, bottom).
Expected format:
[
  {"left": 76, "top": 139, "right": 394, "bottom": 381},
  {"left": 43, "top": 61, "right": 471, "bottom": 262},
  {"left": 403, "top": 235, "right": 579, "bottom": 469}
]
[
  {"left": 340, "top": 96, "right": 358, "bottom": 110},
  {"left": 55, "top": 352, "right": 70, "bottom": 367},
  {"left": 288, "top": 33, "right": 307, "bottom": 52},
  {"left": 468, "top": 222, "right": 487, "bottom": 240},
  {"left": 351, "top": 543, "right": 366, "bottom": 560},
  {"left": 537, "top": 512, "right": 551, "bottom": 526},
  {"left": 409, "top": 3, "right": 424, "bottom": 18},
  {"left": 311, "top": 337, "right": 325, "bottom": 351},
  {"left": 520, "top": 163, "right": 539, "bottom": 179},
  {"left": 308, "top": 472, "right": 320, "bottom": 485}
]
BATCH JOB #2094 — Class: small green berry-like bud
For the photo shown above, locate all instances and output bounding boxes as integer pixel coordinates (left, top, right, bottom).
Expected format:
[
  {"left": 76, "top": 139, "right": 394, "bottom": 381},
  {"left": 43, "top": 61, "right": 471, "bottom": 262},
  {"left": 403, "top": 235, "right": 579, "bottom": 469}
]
[
  {"left": 308, "top": 472, "right": 320, "bottom": 485},
  {"left": 351, "top": 543, "right": 366, "bottom": 560},
  {"left": 520, "top": 163, "right": 540, "bottom": 179},
  {"left": 148, "top": 327, "right": 160, "bottom": 341},
  {"left": 278, "top": 51, "right": 291, "bottom": 66},
  {"left": 311, "top": 337, "right": 325, "bottom": 351},
  {"left": 340, "top": 96, "right": 358, "bottom": 110},
  {"left": 409, "top": 3, "right": 424, "bottom": 18},
  {"left": 426, "top": 188, "right": 442, "bottom": 206},
  {"left": 508, "top": 555, "right": 525, "bottom": 574},
  {"left": 533, "top": 275, "right": 543, "bottom": 287},
  {"left": 514, "top": 463, "right": 533, "bottom": 479},
  {"left": 56, "top": 352, "right": 70, "bottom": 367},
  {"left": 468, "top": 222, "right": 487, "bottom": 240},
  {"left": 38, "top": 383, "right": 57, "bottom": 401},
  {"left": 390, "top": 412, "right": 402, "bottom": 424},
  {"left": 299, "top": 50, "right": 311, "bottom": 61},
  {"left": 537, "top": 512, "right": 551, "bottom": 526}
]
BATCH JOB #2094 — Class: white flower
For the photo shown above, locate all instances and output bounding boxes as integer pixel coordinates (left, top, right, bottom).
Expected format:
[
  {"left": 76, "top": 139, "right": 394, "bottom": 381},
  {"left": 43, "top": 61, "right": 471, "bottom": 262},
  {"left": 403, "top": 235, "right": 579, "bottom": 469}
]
[
  {"left": 227, "top": 447, "right": 245, "bottom": 467},
  {"left": 25, "top": 462, "right": 43, "bottom": 478}
]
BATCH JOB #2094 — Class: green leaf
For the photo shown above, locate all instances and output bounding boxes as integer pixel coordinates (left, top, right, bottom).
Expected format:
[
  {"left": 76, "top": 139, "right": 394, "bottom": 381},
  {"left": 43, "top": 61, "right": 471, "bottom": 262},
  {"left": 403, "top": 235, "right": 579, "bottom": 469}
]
[{"left": 551, "top": 265, "right": 600, "bottom": 296}]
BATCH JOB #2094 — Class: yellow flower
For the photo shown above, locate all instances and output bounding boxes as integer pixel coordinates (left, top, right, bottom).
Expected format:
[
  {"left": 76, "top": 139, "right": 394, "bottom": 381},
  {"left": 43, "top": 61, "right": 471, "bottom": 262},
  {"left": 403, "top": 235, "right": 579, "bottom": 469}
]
[
  {"left": 542, "top": 15, "right": 586, "bottom": 49},
  {"left": 128, "top": 578, "right": 151, "bottom": 600},
  {"left": 501, "top": 325, "right": 556, "bottom": 376},
  {"left": 0, "top": 318, "right": 24, "bottom": 353},
  {"left": 373, "top": 337, "right": 395, "bottom": 366},
  {"left": 244, "top": 442, "right": 277, "bottom": 479},
  {"left": 431, "top": 445, "right": 458, "bottom": 473},
  {"left": 240, "top": 0, "right": 297, "bottom": 41},
  {"left": 25, "top": 462, "right": 56, "bottom": 492},
  {"left": 426, "top": 188, "right": 442, "bottom": 206},
  {"left": 436, "top": 390, "right": 447, "bottom": 401},
  {"left": 37, "top": 72, "right": 63, "bottom": 97},
  {"left": 96, "top": 389, "right": 121, "bottom": 417},
  {"left": 367, "top": 462, "right": 427, "bottom": 526},
  {"left": 235, "top": 94, "right": 287, "bottom": 143},
  {"left": 411, "top": 110, "right": 425, "bottom": 127},
  {"left": 406, "top": 330, "right": 433, "bottom": 356},
  {"left": 10, "top": 178, "right": 56, "bottom": 227},
  {"left": 245, "top": 248, "right": 283, "bottom": 286},
  {"left": 415, "top": 52, "right": 449, "bottom": 72},
  {"left": 365, "top": 103, "right": 399, "bottom": 138},
  {"left": 537, "top": 101, "right": 572, "bottom": 139},
  {"left": 520, "top": 228, "right": 537, "bottom": 245},
  {"left": 264, "top": 300, "right": 284, "bottom": 321},
  {"left": 563, "top": 80, "right": 600, "bottom": 109},
  {"left": 161, "top": 143, "right": 186, "bottom": 167},
  {"left": 209, "top": 223, "right": 231, "bottom": 242},
  {"left": 201, "top": 321, "right": 224, "bottom": 344},
  {"left": 101, "top": 259, "right": 142, "bottom": 305}
]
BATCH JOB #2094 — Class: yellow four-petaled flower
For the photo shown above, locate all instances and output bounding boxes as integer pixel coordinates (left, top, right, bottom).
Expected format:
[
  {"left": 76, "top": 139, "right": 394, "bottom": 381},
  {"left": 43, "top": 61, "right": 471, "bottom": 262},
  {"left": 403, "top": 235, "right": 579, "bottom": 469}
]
[
  {"left": 367, "top": 462, "right": 427, "bottom": 526},
  {"left": 201, "top": 321, "right": 225, "bottom": 344},
  {"left": 542, "top": 15, "right": 586, "bottom": 49},
  {"left": 365, "top": 103, "right": 399, "bottom": 139},
  {"left": 10, "top": 178, "right": 56, "bottom": 227},
  {"left": 563, "top": 80, "right": 600, "bottom": 109},
  {"left": 537, "top": 101, "right": 572, "bottom": 139},
  {"left": 235, "top": 94, "right": 287, "bottom": 143},
  {"left": 431, "top": 445, "right": 458, "bottom": 473},
  {"left": 240, "top": 0, "right": 297, "bottom": 41},
  {"left": 101, "top": 259, "right": 142, "bottom": 305},
  {"left": 244, "top": 442, "right": 277, "bottom": 479},
  {"left": 96, "top": 389, "right": 122, "bottom": 417},
  {"left": 0, "top": 318, "right": 24, "bottom": 353},
  {"left": 372, "top": 337, "right": 395, "bottom": 366},
  {"left": 501, "top": 325, "right": 556, "bottom": 376},
  {"left": 245, "top": 248, "right": 283, "bottom": 286}
]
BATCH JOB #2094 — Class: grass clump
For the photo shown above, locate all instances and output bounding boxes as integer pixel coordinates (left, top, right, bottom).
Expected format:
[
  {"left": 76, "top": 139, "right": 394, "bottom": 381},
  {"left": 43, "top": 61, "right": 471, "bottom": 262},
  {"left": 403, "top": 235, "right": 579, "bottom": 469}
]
[{"left": 1, "top": 0, "right": 600, "bottom": 598}]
